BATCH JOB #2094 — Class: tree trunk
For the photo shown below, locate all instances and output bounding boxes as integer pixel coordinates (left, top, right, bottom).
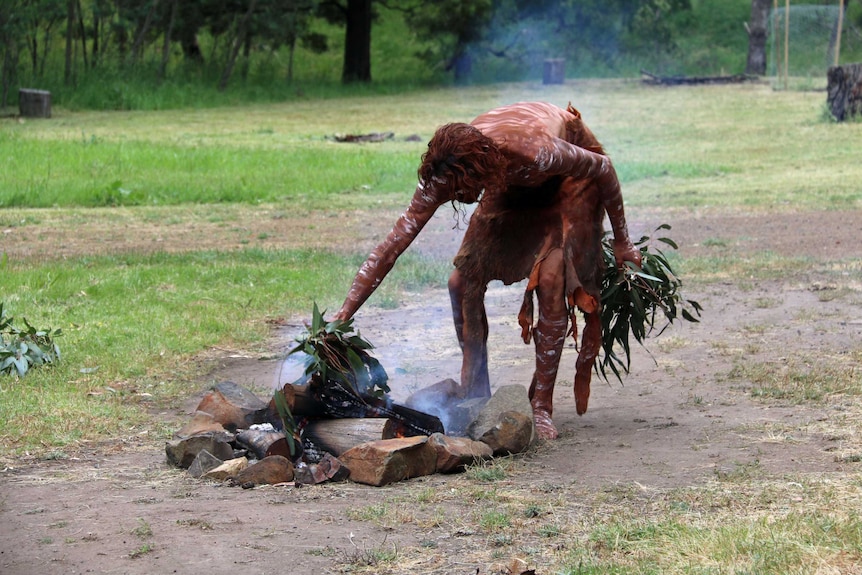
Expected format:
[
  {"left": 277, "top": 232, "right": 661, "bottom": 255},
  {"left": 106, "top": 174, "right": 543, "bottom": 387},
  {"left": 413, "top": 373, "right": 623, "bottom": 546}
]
[
  {"left": 28, "top": 32, "right": 38, "bottom": 75},
  {"left": 745, "top": 0, "right": 771, "bottom": 75},
  {"left": 827, "top": 62, "right": 862, "bottom": 121},
  {"left": 91, "top": 8, "right": 99, "bottom": 66},
  {"left": 64, "top": 0, "right": 75, "bottom": 85},
  {"left": 77, "top": 0, "right": 88, "bottom": 70},
  {"left": 176, "top": 0, "right": 203, "bottom": 63},
  {"left": 218, "top": 0, "right": 258, "bottom": 91},
  {"left": 1, "top": 35, "right": 16, "bottom": 108},
  {"left": 342, "top": 0, "right": 372, "bottom": 83},
  {"left": 287, "top": 36, "right": 296, "bottom": 83},
  {"left": 130, "top": 0, "right": 159, "bottom": 64},
  {"left": 159, "top": 0, "right": 178, "bottom": 80}
]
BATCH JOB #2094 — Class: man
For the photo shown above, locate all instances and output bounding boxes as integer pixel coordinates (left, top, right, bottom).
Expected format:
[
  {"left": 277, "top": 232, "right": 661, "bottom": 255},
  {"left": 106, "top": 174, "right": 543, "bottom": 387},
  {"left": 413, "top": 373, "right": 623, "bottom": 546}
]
[{"left": 334, "top": 101, "right": 641, "bottom": 439}]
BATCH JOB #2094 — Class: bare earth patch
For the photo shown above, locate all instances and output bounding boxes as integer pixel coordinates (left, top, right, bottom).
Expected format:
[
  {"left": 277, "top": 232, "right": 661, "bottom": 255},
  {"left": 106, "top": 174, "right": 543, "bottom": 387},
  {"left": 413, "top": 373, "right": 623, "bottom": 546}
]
[{"left": 2, "top": 206, "right": 862, "bottom": 574}]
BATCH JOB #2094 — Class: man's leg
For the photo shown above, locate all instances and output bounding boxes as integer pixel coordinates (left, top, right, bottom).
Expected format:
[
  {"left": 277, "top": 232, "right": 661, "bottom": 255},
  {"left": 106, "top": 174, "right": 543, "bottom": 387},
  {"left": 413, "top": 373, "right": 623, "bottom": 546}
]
[
  {"left": 574, "top": 308, "right": 601, "bottom": 415},
  {"left": 449, "top": 269, "right": 491, "bottom": 399},
  {"left": 528, "top": 248, "right": 568, "bottom": 439}
]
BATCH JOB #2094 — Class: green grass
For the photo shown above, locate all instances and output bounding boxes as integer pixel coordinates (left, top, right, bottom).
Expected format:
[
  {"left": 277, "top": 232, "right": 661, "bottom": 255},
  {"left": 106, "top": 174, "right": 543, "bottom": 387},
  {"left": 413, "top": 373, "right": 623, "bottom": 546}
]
[
  {"left": 729, "top": 358, "right": 862, "bottom": 404},
  {"left": 4, "top": 82, "right": 860, "bottom": 211},
  {"left": 0, "top": 247, "right": 445, "bottom": 451},
  {"left": 1, "top": 79, "right": 860, "bottom": 458}
]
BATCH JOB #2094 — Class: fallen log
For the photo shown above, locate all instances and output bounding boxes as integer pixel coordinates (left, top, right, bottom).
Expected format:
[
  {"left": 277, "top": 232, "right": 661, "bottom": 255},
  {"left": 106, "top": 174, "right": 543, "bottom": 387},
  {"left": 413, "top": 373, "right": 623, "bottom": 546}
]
[
  {"left": 641, "top": 70, "right": 759, "bottom": 86},
  {"left": 332, "top": 132, "right": 394, "bottom": 143}
]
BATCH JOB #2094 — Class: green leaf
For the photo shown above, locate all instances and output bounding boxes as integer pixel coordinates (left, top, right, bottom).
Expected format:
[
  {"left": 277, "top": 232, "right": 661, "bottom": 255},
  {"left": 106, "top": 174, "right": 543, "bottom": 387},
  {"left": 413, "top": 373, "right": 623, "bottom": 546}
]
[
  {"left": 681, "top": 309, "right": 700, "bottom": 322},
  {"left": 272, "top": 388, "right": 298, "bottom": 458},
  {"left": 632, "top": 270, "right": 663, "bottom": 283},
  {"left": 14, "top": 356, "right": 29, "bottom": 377},
  {"left": 657, "top": 237, "right": 679, "bottom": 249}
]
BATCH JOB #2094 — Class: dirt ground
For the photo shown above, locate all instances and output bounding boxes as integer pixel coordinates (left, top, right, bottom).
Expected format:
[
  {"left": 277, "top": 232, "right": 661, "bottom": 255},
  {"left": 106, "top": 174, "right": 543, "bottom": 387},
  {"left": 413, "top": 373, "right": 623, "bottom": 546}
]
[{"left": 1, "top": 206, "right": 861, "bottom": 574}]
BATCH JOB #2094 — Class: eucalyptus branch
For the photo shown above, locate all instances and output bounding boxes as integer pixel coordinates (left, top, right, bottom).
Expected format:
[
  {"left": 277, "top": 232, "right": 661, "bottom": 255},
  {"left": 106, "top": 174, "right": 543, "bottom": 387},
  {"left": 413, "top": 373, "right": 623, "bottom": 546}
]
[{"left": 597, "top": 225, "right": 702, "bottom": 381}]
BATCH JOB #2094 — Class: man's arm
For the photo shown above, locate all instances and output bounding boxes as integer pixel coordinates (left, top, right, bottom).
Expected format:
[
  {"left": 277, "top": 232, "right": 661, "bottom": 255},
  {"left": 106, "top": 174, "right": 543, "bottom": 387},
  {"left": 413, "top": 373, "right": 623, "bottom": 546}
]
[
  {"left": 334, "top": 184, "right": 440, "bottom": 320},
  {"left": 545, "top": 140, "right": 642, "bottom": 267}
]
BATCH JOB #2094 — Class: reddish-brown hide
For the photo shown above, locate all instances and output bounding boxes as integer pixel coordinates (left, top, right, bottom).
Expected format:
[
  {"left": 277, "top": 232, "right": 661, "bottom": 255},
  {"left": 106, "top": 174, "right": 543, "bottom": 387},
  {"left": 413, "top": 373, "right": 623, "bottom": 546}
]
[{"left": 336, "top": 102, "right": 640, "bottom": 439}]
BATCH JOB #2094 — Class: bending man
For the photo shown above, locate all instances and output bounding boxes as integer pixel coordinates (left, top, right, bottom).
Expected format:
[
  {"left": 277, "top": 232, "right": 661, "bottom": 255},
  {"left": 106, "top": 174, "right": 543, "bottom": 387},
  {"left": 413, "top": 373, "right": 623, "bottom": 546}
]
[{"left": 334, "top": 101, "right": 641, "bottom": 439}]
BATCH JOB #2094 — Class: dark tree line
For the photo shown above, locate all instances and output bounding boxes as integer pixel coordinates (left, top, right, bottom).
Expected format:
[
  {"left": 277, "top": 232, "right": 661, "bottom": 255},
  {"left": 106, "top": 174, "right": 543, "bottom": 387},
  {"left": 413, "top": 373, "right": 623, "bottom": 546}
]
[
  {"left": 5, "top": 0, "right": 854, "bottom": 107},
  {"left": 1, "top": 0, "right": 329, "bottom": 104}
]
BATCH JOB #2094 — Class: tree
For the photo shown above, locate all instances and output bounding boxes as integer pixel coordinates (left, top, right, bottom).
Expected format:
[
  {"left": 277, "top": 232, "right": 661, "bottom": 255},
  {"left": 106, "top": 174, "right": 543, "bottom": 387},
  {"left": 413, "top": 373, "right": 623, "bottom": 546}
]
[
  {"left": 318, "top": 0, "right": 373, "bottom": 83},
  {"left": 342, "top": 0, "right": 371, "bottom": 83},
  {"left": 218, "top": 0, "right": 258, "bottom": 89},
  {"left": 745, "top": 0, "right": 771, "bottom": 75}
]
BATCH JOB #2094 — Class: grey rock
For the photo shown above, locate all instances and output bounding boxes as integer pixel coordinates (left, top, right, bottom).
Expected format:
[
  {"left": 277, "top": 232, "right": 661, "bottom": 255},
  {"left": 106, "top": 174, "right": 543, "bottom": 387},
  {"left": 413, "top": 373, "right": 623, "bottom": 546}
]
[
  {"left": 467, "top": 384, "right": 536, "bottom": 445},
  {"left": 165, "top": 431, "right": 235, "bottom": 469},
  {"left": 187, "top": 449, "right": 224, "bottom": 478}
]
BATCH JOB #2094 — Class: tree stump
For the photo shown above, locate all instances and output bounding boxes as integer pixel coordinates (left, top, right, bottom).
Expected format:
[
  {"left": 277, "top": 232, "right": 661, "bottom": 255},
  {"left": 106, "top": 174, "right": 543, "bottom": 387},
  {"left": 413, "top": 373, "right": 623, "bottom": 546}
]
[
  {"left": 18, "top": 89, "right": 52, "bottom": 118},
  {"left": 827, "top": 63, "right": 862, "bottom": 121},
  {"left": 543, "top": 59, "right": 565, "bottom": 85}
]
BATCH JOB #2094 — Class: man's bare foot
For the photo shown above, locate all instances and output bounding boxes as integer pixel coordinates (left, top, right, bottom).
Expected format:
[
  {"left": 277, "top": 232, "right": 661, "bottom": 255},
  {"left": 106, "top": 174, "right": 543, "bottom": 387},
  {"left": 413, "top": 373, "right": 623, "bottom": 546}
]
[{"left": 533, "top": 409, "right": 558, "bottom": 440}]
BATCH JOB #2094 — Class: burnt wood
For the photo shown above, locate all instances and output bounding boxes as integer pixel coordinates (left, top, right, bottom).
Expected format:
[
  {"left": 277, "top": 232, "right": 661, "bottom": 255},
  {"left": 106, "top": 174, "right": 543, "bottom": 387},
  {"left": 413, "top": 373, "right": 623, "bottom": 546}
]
[{"left": 269, "top": 383, "right": 444, "bottom": 438}]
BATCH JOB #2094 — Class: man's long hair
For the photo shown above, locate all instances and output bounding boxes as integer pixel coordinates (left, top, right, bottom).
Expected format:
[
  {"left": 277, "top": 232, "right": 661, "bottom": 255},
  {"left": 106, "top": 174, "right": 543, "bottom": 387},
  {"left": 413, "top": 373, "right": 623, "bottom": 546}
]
[{"left": 418, "top": 123, "right": 507, "bottom": 203}]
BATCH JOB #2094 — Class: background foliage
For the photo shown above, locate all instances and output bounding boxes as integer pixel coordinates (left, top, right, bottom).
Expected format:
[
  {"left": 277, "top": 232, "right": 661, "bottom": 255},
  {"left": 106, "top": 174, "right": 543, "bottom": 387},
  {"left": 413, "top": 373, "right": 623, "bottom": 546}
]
[{"left": 3, "top": 0, "right": 861, "bottom": 111}]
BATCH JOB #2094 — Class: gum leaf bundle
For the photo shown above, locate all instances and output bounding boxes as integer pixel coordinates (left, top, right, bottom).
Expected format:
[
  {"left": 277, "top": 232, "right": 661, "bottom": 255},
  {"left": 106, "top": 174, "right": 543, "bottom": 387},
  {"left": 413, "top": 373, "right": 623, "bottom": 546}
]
[{"left": 598, "top": 224, "right": 702, "bottom": 381}]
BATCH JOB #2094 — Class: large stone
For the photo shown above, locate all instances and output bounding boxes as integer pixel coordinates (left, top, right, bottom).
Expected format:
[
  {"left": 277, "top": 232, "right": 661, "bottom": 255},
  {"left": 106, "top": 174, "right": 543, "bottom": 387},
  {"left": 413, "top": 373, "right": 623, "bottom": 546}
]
[
  {"left": 195, "top": 381, "right": 269, "bottom": 431},
  {"left": 165, "top": 431, "right": 235, "bottom": 469},
  {"left": 339, "top": 436, "right": 437, "bottom": 487},
  {"left": 187, "top": 449, "right": 224, "bottom": 479},
  {"left": 447, "top": 397, "right": 490, "bottom": 436},
  {"left": 202, "top": 456, "right": 249, "bottom": 482},
  {"left": 233, "top": 455, "right": 295, "bottom": 486},
  {"left": 467, "top": 384, "right": 536, "bottom": 446},
  {"left": 427, "top": 433, "right": 493, "bottom": 473},
  {"left": 479, "top": 411, "right": 534, "bottom": 456},
  {"left": 174, "top": 411, "right": 227, "bottom": 439}
]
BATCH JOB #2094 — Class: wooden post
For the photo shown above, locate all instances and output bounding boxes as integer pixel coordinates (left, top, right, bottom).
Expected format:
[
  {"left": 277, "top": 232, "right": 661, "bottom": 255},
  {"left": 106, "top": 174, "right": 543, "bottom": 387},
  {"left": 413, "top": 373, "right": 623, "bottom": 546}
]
[
  {"left": 773, "top": 0, "right": 780, "bottom": 84},
  {"left": 784, "top": 0, "right": 790, "bottom": 90},
  {"left": 834, "top": 0, "right": 845, "bottom": 67},
  {"left": 18, "top": 89, "right": 52, "bottom": 118}
]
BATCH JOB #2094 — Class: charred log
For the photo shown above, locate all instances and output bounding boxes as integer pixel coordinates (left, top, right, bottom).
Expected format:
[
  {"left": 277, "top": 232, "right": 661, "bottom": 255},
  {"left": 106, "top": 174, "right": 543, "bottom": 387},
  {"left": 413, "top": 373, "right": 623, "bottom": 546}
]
[{"left": 268, "top": 383, "right": 444, "bottom": 438}]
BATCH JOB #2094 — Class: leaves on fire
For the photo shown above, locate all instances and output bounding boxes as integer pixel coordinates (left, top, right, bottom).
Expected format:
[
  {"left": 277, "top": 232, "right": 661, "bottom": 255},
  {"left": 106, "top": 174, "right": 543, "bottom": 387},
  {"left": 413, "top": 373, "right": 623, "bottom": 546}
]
[{"left": 288, "top": 302, "right": 390, "bottom": 399}]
